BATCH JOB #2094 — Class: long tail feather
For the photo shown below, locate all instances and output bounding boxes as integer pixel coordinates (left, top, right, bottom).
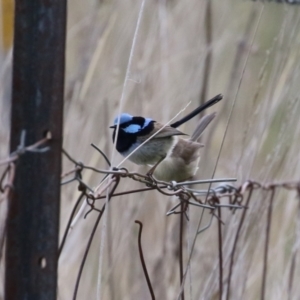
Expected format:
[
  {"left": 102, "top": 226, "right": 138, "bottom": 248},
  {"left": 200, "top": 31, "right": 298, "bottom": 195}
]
[
  {"left": 190, "top": 112, "right": 216, "bottom": 141},
  {"left": 170, "top": 94, "right": 222, "bottom": 128}
]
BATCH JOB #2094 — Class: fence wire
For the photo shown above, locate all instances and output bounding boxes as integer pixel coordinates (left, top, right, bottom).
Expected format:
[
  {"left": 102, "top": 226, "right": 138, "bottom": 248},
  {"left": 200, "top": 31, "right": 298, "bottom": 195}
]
[{"left": 0, "top": 135, "right": 299, "bottom": 299}]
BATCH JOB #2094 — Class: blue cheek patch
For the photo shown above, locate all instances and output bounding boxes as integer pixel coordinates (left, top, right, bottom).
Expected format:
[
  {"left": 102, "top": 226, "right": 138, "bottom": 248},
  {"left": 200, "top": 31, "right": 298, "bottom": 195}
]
[
  {"left": 143, "top": 118, "right": 153, "bottom": 128},
  {"left": 124, "top": 124, "right": 141, "bottom": 133}
]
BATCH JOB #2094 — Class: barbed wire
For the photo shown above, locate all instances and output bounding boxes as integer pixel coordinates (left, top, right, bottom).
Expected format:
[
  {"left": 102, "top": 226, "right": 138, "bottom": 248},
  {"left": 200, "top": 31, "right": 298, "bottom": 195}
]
[{"left": 1, "top": 134, "right": 300, "bottom": 299}]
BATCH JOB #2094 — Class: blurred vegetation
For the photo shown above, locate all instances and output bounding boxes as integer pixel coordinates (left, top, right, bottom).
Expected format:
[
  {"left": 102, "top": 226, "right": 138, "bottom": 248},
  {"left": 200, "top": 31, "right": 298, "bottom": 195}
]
[{"left": 1, "top": 0, "right": 300, "bottom": 299}]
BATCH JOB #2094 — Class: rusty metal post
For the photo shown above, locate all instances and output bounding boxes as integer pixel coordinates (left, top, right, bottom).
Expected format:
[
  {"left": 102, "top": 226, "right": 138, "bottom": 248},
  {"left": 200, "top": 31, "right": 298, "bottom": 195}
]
[{"left": 5, "top": 0, "right": 66, "bottom": 299}]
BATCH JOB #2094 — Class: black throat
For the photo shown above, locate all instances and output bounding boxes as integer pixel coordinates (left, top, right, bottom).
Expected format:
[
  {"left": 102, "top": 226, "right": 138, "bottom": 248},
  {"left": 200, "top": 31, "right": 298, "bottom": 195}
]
[{"left": 112, "top": 117, "right": 155, "bottom": 153}]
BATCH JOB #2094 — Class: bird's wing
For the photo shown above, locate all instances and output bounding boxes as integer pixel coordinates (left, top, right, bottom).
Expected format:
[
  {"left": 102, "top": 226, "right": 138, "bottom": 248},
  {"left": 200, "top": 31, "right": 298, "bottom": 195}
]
[{"left": 151, "top": 122, "right": 187, "bottom": 139}]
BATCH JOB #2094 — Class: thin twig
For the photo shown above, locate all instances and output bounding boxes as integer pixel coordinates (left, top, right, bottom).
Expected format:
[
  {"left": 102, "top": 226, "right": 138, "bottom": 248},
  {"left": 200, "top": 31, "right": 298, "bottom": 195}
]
[
  {"left": 110, "top": 0, "right": 146, "bottom": 167},
  {"left": 287, "top": 184, "right": 300, "bottom": 300},
  {"left": 261, "top": 187, "right": 276, "bottom": 300},
  {"left": 217, "top": 207, "right": 223, "bottom": 300},
  {"left": 179, "top": 202, "right": 185, "bottom": 300},
  {"left": 199, "top": 0, "right": 213, "bottom": 112}
]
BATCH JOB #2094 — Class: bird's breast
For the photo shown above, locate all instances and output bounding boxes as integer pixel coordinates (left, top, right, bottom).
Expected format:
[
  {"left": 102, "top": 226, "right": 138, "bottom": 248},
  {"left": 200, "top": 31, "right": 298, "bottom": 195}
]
[
  {"left": 120, "top": 136, "right": 176, "bottom": 165},
  {"left": 153, "top": 138, "right": 202, "bottom": 182}
]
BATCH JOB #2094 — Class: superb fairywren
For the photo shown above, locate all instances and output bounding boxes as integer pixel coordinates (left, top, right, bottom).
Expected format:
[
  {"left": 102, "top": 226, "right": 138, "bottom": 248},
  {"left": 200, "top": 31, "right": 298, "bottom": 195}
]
[{"left": 110, "top": 94, "right": 222, "bottom": 182}]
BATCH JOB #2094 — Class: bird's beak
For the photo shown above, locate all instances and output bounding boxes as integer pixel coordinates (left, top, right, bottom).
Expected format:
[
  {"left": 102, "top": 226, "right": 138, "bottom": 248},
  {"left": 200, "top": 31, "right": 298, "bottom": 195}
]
[{"left": 109, "top": 125, "right": 116, "bottom": 129}]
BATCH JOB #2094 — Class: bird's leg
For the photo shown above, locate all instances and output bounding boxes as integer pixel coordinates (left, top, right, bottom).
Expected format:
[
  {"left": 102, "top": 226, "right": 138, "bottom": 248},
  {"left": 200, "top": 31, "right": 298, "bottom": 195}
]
[{"left": 146, "top": 156, "right": 165, "bottom": 178}]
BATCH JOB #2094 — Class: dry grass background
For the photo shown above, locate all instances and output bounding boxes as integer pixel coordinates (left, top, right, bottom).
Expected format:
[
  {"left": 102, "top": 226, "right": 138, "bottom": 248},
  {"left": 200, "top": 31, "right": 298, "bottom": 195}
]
[{"left": 1, "top": 0, "right": 300, "bottom": 299}]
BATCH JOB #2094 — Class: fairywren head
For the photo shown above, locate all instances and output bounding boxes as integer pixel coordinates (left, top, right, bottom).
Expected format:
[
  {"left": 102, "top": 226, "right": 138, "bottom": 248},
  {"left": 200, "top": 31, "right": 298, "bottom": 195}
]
[
  {"left": 110, "top": 113, "right": 153, "bottom": 134},
  {"left": 110, "top": 113, "right": 155, "bottom": 153}
]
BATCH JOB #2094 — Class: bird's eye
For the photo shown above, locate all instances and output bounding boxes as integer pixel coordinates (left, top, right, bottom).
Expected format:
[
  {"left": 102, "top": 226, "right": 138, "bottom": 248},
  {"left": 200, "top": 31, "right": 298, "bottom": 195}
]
[{"left": 124, "top": 124, "right": 141, "bottom": 133}]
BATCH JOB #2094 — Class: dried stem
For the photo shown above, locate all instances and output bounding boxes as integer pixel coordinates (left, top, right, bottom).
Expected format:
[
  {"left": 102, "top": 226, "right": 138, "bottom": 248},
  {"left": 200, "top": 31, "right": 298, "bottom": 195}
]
[
  {"left": 179, "top": 202, "right": 185, "bottom": 300},
  {"left": 261, "top": 187, "right": 276, "bottom": 300},
  {"left": 217, "top": 207, "right": 223, "bottom": 300}
]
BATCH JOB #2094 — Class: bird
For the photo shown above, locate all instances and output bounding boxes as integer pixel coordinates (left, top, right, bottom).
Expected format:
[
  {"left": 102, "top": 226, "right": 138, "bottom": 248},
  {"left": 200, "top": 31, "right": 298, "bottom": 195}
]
[{"left": 110, "top": 94, "right": 222, "bottom": 182}]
